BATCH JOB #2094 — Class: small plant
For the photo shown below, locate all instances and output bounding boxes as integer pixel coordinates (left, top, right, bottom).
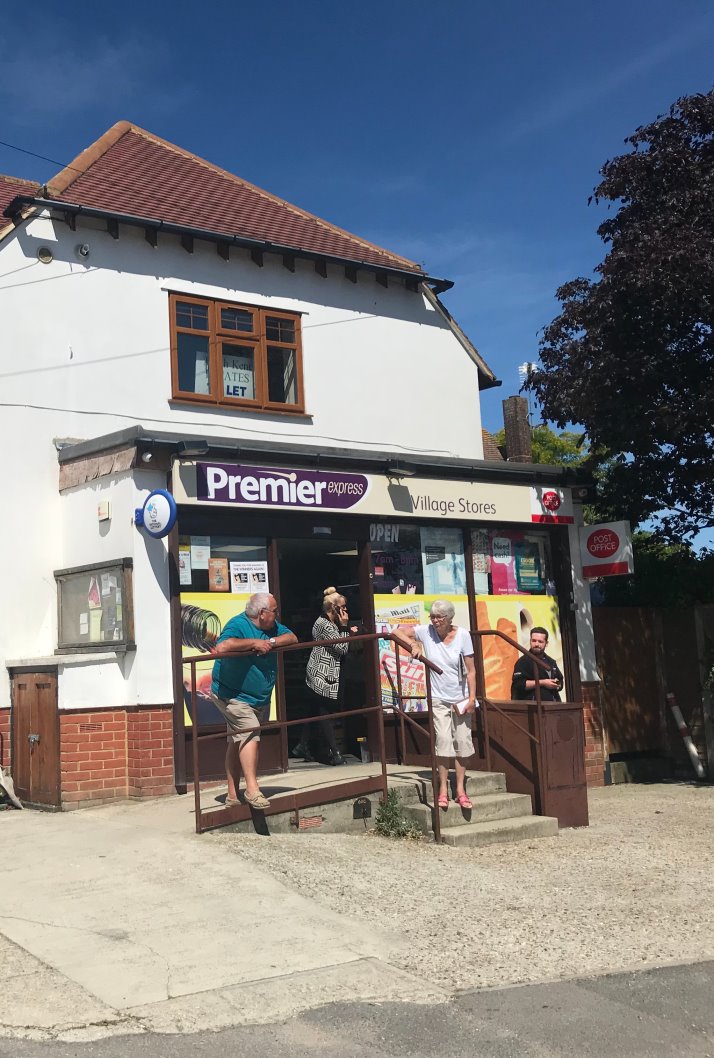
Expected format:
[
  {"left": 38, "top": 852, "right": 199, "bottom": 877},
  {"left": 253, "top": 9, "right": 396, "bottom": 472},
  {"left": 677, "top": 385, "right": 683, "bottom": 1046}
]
[{"left": 374, "top": 789, "right": 422, "bottom": 840}]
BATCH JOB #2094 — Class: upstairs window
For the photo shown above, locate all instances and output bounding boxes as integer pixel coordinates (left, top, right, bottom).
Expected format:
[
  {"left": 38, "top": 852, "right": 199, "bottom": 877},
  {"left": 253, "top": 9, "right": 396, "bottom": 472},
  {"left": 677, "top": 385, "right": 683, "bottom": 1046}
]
[{"left": 169, "top": 294, "right": 304, "bottom": 413}]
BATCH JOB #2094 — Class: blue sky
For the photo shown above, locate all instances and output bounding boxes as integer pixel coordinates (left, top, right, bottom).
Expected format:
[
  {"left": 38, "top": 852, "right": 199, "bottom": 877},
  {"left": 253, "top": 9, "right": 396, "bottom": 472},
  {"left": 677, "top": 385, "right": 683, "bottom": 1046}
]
[{"left": 1, "top": 0, "right": 712, "bottom": 435}]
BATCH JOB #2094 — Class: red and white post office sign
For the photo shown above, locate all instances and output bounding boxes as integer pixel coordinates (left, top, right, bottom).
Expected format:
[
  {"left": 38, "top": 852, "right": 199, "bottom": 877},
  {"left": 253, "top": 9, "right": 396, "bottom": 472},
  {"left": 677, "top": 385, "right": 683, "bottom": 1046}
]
[{"left": 579, "top": 521, "right": 633, "bottom": 579}]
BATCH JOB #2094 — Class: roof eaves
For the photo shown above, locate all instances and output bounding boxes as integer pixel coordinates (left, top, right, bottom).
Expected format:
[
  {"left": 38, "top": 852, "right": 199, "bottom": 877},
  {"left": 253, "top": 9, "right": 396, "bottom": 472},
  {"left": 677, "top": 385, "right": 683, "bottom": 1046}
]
[{"left": 4, "top": 193, "right": 454, "bottom": 290}]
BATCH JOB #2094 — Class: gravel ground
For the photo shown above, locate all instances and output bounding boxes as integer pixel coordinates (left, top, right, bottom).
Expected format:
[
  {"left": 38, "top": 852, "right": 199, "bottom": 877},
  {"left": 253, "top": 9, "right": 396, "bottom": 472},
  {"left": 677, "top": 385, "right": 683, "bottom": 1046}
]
[{"left": 214, "top": 783, "right": 714, "bottom": 991}]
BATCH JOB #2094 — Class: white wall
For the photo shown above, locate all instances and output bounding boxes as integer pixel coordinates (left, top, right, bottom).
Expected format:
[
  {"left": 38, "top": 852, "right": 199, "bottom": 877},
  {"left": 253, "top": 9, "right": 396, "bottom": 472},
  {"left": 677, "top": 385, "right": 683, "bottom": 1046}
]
[
  {"left": 0, "top": 209, "right": 486, "bottom": 707},
  {"left": 4, "top": 212, "right": 485, "bottom": 461}
]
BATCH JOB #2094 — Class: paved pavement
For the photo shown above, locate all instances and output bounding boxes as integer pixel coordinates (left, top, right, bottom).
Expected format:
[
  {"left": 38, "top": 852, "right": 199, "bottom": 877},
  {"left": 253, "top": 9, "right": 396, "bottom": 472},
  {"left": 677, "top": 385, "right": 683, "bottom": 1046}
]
[
  {"left": 0, "top": 794, "right": 441, "bottom": 1041},
  {"left": 2, "top": 782, "right": 713, "bottom": 1047},
  {"left": 1, "top": 960, "right": 713, "bottom": 1057}
]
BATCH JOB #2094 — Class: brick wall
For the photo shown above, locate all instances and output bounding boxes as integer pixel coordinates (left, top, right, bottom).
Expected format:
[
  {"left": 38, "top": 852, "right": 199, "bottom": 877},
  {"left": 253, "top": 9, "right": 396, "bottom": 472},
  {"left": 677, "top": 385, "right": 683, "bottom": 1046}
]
[
  {"left": 59, "top": 706, "right": 175, "bottom": 809},
  {"left": 60, "top": 711, "right": 128, "bottom": 807},
  {"left": 0, "top": 708, "right": 9, "bottom": 769},
  {"left": 127, "top": 709, "right": 175, "bottom": 798},
  {"left": 581, "top": 681, "right": 605, "bottom": 787}
]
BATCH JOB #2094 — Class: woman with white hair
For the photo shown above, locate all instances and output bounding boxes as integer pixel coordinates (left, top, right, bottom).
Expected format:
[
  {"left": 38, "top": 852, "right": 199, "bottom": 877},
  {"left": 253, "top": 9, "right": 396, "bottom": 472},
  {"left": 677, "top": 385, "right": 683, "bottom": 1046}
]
[{"left": 407, "top": 599, "right": 476, "bottom": 809}]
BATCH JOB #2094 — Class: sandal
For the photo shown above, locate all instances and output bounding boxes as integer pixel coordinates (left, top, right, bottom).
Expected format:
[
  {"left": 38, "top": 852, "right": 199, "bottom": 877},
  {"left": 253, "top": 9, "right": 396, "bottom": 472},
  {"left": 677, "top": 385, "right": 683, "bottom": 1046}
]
[
  {"left": 456, "top": 793, "right": 472, "bottom": 810},
  {"left": 437, "top": 792, "right": 449, "bottom": 809},
  {"left": 224, "top": 796, "right": 240, "bottom": 807},
  {"left": 244, "top": 789, "right": 270, "bottom": 810}
]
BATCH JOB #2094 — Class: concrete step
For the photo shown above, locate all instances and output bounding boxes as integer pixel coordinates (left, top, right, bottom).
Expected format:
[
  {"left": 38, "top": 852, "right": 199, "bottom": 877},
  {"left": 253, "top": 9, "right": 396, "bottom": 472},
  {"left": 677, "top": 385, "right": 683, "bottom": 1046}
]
[
  {"left": 403, "top": 792, "right": 534, "bottom": 832},
  {"left": 389, "top": 770, "right": 506, "bottom": 806},
  {"left": 440, "top": 814, "right": 559, "bottom": 848}
]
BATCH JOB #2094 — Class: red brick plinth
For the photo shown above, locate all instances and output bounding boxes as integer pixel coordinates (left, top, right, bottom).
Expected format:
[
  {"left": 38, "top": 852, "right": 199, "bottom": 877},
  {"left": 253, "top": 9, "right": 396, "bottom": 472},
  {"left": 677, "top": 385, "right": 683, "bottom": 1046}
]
[
  {"left": 581, "top": 681, "right": 605, "bottom": 787},
  {"left": 60, "top": 706, "right": 174, "bottom": 809}
]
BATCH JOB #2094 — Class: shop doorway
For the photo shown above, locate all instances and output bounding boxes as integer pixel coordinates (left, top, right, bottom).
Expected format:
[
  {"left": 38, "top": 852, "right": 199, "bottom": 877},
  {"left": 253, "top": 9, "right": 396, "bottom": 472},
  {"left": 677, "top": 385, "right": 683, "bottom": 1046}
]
[{"left": 277, "top": 538, "right": 368, "bottom": 765}]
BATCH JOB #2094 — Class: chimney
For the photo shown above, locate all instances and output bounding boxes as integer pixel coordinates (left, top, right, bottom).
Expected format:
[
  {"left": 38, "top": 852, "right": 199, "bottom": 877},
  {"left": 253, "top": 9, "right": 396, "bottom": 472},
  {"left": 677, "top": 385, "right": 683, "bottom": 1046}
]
[{"left": 502, "top": 396, "right": 532, "bottom": 462}]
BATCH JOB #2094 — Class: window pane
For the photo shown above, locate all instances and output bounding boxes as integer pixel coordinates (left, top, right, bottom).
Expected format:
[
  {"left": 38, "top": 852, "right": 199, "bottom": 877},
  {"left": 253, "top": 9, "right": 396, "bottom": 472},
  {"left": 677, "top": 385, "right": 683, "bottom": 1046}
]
[
  {"left": 267, "top": 346, "right": 297, "bottom": 404},
  {"left": 177, "top": 333, "right": 210, "bottom": 394},
  {"left": 220, "top": 307, "right": 253, "bottom": 333},
  {"left": 265, "top": 316, "right": 295, "bottom": 343},
  {"left": 420, "top": 528, "right": 467, "bottom": 594},
  {"left": 176, "top": 301, "right": 209, "bottom": 330},
  {"left": 222, "top": 344, "right": 256, "bottom": 400},
  {"left": 57, "top": 565, "right": 127, "bottom": 647},
  {"left": 471, "top": 528, "right": 554, "bottom": 595}
]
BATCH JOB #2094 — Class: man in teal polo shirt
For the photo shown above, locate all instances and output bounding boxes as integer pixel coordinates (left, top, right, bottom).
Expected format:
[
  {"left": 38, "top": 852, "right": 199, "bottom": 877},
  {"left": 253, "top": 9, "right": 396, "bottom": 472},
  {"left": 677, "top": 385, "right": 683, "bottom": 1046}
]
[{"left": 211, "top": 592, "right": 296, "bottom": 809}]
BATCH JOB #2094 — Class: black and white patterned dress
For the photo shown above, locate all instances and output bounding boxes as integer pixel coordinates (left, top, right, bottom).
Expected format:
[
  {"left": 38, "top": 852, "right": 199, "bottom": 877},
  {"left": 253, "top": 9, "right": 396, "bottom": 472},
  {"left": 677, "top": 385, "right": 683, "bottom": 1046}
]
[{"left": 305, "top": 616, "right": 350, "bottom": 700}]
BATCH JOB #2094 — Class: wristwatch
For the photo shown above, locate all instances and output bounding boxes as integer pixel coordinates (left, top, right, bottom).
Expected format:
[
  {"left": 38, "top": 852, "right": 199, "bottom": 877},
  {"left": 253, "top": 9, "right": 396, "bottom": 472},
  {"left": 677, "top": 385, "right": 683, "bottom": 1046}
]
[{"left": 269, "top": 637, "right": 276, "bottom": 645}]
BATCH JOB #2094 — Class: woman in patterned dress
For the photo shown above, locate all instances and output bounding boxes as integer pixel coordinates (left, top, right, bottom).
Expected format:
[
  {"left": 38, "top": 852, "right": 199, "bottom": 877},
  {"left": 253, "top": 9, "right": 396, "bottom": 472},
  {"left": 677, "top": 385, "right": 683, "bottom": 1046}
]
[{"left": 303, "top": 587, "right": 353, "bottom": 765}]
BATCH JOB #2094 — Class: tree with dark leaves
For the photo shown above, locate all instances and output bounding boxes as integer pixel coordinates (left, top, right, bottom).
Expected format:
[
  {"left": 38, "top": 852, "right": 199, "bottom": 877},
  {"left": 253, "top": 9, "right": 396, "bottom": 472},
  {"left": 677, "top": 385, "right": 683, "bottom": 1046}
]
[{"left": 528, "top": 90, "right": 714, "bottom": 541}]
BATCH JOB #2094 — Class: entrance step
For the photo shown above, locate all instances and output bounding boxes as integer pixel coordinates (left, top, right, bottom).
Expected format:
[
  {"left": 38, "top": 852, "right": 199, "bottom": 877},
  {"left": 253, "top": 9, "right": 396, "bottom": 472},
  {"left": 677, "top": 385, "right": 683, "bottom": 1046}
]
[
  {"left": 402, "top": 791, "right": 534, "bottom": 832},
  {"left": 440, "top": 814, "right": 560, "bottom": 848},
  {"left": 390, "top": 770, "right": 506, "bottom": 806}
]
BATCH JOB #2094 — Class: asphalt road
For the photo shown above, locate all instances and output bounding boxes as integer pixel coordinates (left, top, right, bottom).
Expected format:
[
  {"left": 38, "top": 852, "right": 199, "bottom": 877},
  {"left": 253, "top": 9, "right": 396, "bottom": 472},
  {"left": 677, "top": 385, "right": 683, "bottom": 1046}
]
[{"left": 2, "top": 959, "right": 712, "bottom": 1058}]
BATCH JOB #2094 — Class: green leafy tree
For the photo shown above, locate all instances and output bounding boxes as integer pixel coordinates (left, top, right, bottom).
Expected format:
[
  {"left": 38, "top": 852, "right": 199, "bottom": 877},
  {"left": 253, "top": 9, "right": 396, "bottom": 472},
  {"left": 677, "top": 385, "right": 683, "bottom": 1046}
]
[
  {"left": 595, "top": 533, "right": 714, "bottom": 608},
  {"left": 493, "top": 424, "right": 589, "bottom": 467},
  {"left": 528, "top": 90, "right": 714, "bottom": 541}
]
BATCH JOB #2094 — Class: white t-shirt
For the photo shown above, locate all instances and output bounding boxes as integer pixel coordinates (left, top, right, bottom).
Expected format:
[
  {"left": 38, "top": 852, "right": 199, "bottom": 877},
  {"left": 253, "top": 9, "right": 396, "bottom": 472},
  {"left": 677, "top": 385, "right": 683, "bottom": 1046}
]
[{"left": 414, "top": 624, "right": 473, "bottom": 703}]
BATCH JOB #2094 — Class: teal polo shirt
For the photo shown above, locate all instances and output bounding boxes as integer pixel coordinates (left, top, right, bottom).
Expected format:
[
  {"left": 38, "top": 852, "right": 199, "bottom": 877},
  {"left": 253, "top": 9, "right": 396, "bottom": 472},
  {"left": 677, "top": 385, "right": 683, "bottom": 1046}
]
[{"left": 211, "top": 610, "right": 292, "bottom": 708}]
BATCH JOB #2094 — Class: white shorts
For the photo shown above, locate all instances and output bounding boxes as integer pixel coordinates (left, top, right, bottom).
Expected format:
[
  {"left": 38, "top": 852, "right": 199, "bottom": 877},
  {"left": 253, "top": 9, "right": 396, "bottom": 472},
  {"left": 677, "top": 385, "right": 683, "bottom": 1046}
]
[{"left": 432, "top": 698, "right": 475, "bottom": 760}]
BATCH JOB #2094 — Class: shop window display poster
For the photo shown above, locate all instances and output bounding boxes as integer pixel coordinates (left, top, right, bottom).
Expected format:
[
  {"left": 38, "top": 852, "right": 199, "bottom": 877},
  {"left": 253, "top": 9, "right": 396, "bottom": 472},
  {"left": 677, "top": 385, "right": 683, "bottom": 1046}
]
[
  {"left": 489, "top": 530, "right": 548, "bottom": 596},
  {"left": 420, "top": 527, "right": 467, "bottom": 595},
  {"left": 208, "top": 558, "right": 230, "bottom": 592},
  {"left": 229, "top": 560, "right": 269, "bottom": 595},
  {"left": 373, "top": 595, "right": 470, "bottom": 712},
  {"left": 190, "top": 535, "right": 211, "bottom": 570},
  {"left": 474, "top": 594, "right": 564, "bottom": 701},
  {"left": 180, "top": 592, "right": 277, "bottom": 726},
  {"left": 373, "top": 592, "right": 565, "bottom": 705}
]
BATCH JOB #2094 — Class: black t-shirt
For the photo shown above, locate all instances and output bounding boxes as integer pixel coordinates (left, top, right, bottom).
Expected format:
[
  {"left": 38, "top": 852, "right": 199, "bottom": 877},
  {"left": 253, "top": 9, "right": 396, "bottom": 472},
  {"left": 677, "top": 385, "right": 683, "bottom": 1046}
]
[{"left": 511, "top": 651, "right": 563, "bottom": 702}]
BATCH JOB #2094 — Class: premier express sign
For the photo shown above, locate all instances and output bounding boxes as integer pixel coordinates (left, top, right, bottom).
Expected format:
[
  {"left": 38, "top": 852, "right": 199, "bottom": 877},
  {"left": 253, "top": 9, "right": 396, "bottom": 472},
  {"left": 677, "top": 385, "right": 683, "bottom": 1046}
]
[
  {"left": 196, "top": 463, "right": 369, "bottom": 510},
  {"left": 173, "top": 460, "right": 574, "bottom": 525}
]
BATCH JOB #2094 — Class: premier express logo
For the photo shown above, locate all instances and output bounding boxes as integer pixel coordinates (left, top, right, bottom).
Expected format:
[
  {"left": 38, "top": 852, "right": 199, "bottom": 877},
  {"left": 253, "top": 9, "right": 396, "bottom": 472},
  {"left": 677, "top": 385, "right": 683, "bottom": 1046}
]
[{"left": 196, "top": 463, "right": 369, "bottom": 511}]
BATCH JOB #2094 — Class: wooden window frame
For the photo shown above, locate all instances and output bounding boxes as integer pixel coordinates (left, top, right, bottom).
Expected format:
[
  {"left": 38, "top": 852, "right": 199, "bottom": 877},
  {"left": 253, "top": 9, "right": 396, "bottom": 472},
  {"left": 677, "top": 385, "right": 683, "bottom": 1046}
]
[{"left": 169, "top": 293, "right": 305, "bottom": 414}]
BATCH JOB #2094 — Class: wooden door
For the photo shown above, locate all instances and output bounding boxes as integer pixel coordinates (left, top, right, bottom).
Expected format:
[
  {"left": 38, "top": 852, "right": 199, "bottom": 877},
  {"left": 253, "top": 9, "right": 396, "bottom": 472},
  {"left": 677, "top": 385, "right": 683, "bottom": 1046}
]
[
  {"left": 593, "top": 608, "right": 663, "bottom": 754},
  {"left": 12, "top": 672, "right": 60, "bottom": 806}
]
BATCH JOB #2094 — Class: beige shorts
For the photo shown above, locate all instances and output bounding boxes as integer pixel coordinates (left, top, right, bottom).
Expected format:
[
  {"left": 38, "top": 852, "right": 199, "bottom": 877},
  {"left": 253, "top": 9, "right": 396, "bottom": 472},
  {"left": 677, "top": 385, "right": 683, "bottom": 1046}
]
[
  {"left": 209, "top": 692, "right": 268, "bottom": 746},
  {"left": 432, "top": 698, "right": 475, "bottom": 760}
]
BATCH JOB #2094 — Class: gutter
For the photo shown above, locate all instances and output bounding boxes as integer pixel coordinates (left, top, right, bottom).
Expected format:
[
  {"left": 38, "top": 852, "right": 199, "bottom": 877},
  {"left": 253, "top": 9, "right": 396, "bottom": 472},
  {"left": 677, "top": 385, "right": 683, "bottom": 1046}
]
[
  {"left": 56, "top": 425, "right": 592, "bottom": 488},
  {"left": 4, "top": 195, "right": 454, "bottom": 295}
]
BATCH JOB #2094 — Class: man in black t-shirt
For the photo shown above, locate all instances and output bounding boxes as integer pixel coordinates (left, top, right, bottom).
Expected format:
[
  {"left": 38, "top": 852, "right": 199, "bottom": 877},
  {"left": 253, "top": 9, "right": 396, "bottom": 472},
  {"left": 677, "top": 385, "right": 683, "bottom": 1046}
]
[{"left": 511, "top": 627, "right": 563, "bottom": 702}]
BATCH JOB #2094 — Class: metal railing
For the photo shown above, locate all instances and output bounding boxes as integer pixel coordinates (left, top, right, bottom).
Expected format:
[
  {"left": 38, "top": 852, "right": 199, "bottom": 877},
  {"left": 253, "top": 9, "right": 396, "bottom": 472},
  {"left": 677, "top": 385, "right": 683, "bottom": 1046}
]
[
  {"left": 184, "top": 631, "right": 443, "bottom": 836},
  {"left": 470, "top": 628, "right": 556, "bottom": 817},
  {"left": 381, "top": 634, "right": 444, "bottom": 842}
]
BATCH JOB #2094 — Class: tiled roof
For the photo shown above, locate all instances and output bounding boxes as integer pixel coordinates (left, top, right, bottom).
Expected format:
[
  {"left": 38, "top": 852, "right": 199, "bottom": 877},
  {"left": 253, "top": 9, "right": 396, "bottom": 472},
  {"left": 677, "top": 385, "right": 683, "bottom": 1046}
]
[
  {"left": 43, "top": 122, "right": 422, "bottom": 273},
  {"left": 0, "top": 175, "right": 40, "bottom": 222},
  {"left": 482, "top": 428, "right": 504, "bottom": 461}
]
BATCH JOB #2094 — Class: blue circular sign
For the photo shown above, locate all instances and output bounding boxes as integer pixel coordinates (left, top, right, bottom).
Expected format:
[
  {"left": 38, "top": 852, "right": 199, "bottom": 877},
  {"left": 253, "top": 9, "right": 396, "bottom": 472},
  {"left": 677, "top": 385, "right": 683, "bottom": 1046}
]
[{"left": 137, "top": 489, "right": 177, "bottom": 538}]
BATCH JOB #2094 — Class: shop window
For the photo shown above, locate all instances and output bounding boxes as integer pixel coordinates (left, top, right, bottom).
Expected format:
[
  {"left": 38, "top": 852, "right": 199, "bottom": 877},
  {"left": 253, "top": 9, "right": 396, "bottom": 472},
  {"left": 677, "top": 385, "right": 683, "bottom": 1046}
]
[
  {"left": 55, "top": 559, "right": 134, "bottom": 652},
  {"left": 169, "top": 294, "right": 304, "bottom": 413},
  {"left": 178, "top": 535, "right": 269, "bottom": 728},
  {"left": 471, "top": 528, "right": 555, "bottom": 596}
]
